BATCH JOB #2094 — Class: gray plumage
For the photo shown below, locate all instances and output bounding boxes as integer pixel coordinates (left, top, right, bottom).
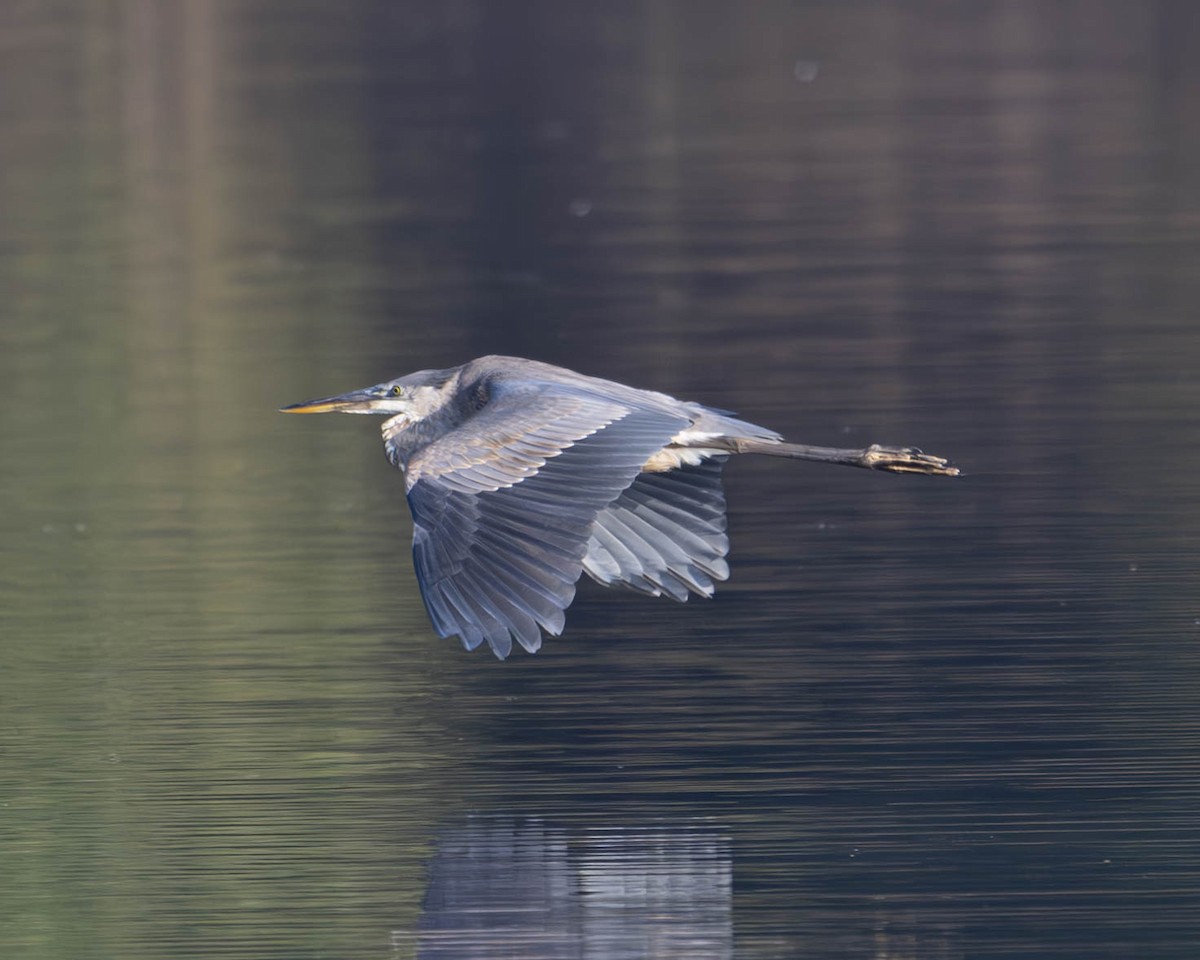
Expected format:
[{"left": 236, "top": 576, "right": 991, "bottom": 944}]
[{"left": 281, "top": 355, "right": 958, "bottom": 658}]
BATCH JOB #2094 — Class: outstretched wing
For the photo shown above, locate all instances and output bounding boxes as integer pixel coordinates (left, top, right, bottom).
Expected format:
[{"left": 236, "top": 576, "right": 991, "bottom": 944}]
[
  {"left": 582, "top": 458, "right": 731, "bottom": 601},
  {"left": 405, "top": 383, "right": 690, "bottom": 658}
]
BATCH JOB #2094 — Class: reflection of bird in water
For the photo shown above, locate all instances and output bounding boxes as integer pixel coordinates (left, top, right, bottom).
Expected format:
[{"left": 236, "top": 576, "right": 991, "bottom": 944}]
[
  {"left": 397, "top": 815, "right": 733, "bottom": 960},
  {"left": 282, "top": 355, "right": 958, "bottom": 658}
]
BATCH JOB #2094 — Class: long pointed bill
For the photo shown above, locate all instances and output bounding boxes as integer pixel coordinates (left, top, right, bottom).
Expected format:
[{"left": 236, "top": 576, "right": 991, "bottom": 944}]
[{"left": 278, "top": 388, "right": 383, "bottom": 414}]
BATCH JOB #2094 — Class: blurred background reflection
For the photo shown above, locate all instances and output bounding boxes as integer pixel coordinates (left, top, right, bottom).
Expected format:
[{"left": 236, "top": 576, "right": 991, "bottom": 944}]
[{"left": 1, "top": 2, "right": 1198, "bottom": 958}]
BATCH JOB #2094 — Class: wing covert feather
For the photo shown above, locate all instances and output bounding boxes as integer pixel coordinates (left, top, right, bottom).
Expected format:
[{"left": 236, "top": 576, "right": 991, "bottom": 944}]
[{"left": 407, "top": 387, "right": 626, "bottom": 492}]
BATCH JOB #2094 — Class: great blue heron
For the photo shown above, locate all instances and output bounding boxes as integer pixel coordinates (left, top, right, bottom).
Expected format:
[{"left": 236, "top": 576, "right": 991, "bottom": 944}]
[{"left": 281, "top": 355, "right": 958, "bottom": 658}]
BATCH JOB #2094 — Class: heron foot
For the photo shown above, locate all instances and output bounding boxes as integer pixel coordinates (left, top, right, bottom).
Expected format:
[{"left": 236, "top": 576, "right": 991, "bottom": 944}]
[{"left": 861, "top": 444, "right": 961, "bottom": 477}]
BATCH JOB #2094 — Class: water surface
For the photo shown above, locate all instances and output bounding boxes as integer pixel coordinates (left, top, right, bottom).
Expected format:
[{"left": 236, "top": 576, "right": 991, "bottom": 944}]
[{"left": 2, "top": 2, "right": 1199, "bottom": 958}]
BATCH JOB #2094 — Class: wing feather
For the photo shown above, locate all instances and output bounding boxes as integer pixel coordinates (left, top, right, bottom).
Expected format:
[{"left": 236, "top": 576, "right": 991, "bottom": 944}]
[
  {"left": 405, "top": 382, "right": 689, "bottom": 657},
  {"left": 585, "top": 515, "right": 663, "bottom": 597},
  {"left": 582, "top": 457, "right": 731, "bottom": 600}
]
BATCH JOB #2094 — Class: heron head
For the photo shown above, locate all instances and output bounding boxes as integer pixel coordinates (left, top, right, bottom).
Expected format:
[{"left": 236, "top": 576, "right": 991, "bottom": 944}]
[{"left": 280, "top": 370, "right": 452, "bottom": 418}]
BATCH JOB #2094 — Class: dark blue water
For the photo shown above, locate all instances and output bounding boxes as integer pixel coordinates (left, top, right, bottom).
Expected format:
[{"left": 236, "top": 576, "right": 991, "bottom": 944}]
[{"left": 2, "top": 2, "right": 1199, "bottom": 958}]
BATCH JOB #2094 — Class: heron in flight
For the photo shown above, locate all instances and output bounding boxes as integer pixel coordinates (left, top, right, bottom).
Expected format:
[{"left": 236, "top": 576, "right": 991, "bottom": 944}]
[{"left": 281, "top": 356, "right": 958, "bottom": 658}]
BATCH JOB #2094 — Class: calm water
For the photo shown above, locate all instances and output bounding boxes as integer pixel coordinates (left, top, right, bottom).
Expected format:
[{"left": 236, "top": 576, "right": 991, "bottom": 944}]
[{"left": 2, "top": 2, "right": 1199, "bottom": 958}]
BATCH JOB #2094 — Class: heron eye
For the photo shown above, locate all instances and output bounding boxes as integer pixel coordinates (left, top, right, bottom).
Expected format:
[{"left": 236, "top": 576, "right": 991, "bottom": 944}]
[{"left": 390, "top": 385, "right": 403, "bottom": 397}]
